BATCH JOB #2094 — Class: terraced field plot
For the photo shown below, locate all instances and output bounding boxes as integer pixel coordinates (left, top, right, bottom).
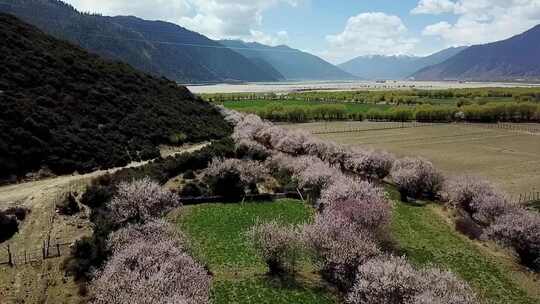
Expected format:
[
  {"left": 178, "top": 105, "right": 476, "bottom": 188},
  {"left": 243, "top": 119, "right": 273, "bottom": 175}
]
[{"left": 287, "top": 122, "right": 540, "bottom": 196}]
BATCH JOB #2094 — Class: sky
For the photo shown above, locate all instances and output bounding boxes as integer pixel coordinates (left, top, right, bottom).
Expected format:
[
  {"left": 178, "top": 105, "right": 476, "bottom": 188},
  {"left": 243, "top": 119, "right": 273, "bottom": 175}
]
[{"left": 64, "top": 0, "right": 540, "bottom": 64}]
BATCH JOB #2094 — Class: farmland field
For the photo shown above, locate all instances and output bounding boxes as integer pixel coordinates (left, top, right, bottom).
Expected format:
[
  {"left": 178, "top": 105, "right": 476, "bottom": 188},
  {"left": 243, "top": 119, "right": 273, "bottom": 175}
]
[
  {"left": 174, "top": 200, "right": 338, "bottom": 304},
  {"left": 286, "top": 122, "right": 540, "bottom": 196}
]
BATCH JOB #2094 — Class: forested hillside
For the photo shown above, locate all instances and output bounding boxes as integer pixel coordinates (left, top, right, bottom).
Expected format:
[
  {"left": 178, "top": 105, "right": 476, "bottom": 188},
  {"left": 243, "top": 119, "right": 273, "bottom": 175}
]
[
  {"left": 0, "top": 13, "right": 231, "bottom": 180},
  {"left": 0, "top": 0, "right": 280, "bottom": 83}
]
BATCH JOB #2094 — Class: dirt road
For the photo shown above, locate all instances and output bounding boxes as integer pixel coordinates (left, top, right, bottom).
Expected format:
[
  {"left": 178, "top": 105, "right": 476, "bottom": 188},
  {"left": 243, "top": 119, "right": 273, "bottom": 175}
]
[{"left": 0, "top": 142, "right": 208, "bottom": 304}]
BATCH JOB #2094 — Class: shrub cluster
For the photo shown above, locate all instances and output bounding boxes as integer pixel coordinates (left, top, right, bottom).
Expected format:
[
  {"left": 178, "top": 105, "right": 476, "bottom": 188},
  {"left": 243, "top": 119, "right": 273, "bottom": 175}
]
[
  {"left": 57, "top": 192, "right": 81, "bottom": 216},
  {"left": 0, "top": 206, "right": 29, "bottom": 243},
  {"left": 67, "top": 140, "right": 234, "bottom": 281}
]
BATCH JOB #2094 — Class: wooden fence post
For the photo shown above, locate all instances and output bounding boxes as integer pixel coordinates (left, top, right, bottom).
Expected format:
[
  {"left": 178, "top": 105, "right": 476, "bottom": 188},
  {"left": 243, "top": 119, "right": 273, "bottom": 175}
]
[{"left": 7, "top": 244, "right": 13, "bottom": 267}]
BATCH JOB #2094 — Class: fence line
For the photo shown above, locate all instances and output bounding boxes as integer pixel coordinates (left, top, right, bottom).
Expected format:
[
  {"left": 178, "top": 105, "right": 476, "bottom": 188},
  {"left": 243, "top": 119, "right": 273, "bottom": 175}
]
[
  {"left": 460, "top": 122, "right": 540, "bottom": 134},
  {"left": 513, "top": 191, "right": 540, "bottom": 205},
  {"left": 310, "top": 121, "right": 436, "bottom": 135},
  {"left": 1, "top": 178, "right": 90, "bottom": 268}
]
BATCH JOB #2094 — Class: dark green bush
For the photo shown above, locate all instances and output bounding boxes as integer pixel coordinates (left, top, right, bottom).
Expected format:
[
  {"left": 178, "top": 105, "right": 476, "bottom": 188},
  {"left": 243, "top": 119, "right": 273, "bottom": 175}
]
[
  {"left": 0, "top": 211, "right": 18, "bottom": 243},
  {"left": 57, "top": 193, "right": 81, "bottom": 215}
]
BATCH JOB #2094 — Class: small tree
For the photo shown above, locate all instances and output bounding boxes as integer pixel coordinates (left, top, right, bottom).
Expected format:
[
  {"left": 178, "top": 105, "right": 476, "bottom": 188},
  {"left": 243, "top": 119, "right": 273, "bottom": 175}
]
[
  {"left": 90, "top": 240, "right": 210, "bottom": 304},
  {"left": 343, "top": 149, "right": 395, "bottom": 180},
  {"left": 108, "top": 220, "right": 186, "bottom": 254},
  {"left": 486, "top": 209, "right": 540, "bottom": 271},
  {"left": 318, "top": 176, "right": 386, "bottom": 211},
  {"left": 302, "top": 212, "right": 380, "bottom": 291},
  {"left": 109, "top": 178, "right": 180, "bottom": 225},
  {"left": 247, "top": 220, "right": 302, "bottom": 276},
  {"left": 445, "top": 176, "right": 512, "bottom": 225},
  {"left": 204, "top": 158, "right": 269, "bottom": 198},
  {"left": 347, "top": 256, "right": 476, "bottom": 304},
  {"left": 391, "top": 157, "right": 444, "bottom": 201}
]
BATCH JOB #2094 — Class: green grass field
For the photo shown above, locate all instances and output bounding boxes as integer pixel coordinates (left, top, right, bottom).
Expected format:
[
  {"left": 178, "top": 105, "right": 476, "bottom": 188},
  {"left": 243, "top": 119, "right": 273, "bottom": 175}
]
[
  {"left": 389, "top": 188, "right": 540, "bottom": 304},
  {"left": 174, "top": 196, "right": 539, "bottom": 304},
  {"left": 175, "top": 199, "right": 338, "bottom": 304}
]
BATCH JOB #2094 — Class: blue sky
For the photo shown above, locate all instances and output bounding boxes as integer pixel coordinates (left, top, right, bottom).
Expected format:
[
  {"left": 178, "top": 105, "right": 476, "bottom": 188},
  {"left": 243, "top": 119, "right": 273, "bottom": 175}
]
[{"left": 66, "top": 0, "right": 540, "bottom": 64}]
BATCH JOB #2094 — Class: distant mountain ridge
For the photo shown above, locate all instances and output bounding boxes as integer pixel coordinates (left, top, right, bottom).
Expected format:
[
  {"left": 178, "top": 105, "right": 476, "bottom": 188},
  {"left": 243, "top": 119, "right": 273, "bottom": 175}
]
[
  {"left": 219, "top": 40, "right": 356, "bottom": 81},
  {"left": 413, "top": 25, "right": 540, "bottom": 81},
  {"left": 0, "top": 0, "right": 280, "bottom": 83},
  {"left": 339, "top": 47, "right": 467, "bottom": 80}
]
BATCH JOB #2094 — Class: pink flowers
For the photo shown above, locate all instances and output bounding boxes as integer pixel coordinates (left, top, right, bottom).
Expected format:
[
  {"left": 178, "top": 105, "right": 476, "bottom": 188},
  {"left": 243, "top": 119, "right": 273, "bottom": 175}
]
[
  {"left": 318, "top": 176, "right": 387, "bottom": 211},
  {"left": 444, "top": 176, "right": 513, "bottom": 225},
  {"left": 90, "top": 239, "right": 210, "bottom": 304},
  {"left": 246, "top": 220, "right": 302, "bottom": 276},
  {"left": 347, "top": 256, "right": 477, "bottom": 304},
  {"left": 109, "top": 178, "right": 180, "bottom": 225},
  {"left": 391, "top": 157, "right": 444, "bottom": 201},
  {"left": 485, "top": 209, "right": 540, "bottom": 271},
  {"left": 302, "top": 212, "right": 381, "bottom": 291}
]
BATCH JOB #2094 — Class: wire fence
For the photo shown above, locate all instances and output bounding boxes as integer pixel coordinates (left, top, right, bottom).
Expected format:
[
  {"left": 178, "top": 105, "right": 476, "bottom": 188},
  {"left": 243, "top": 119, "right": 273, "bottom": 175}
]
[
  {"left": 310, "top": 122, "right": 436, "bottom": 135},
  {"left": 460, "top": 122, "right": 540, "bottom": 134},
  {"left": 1, "top": 179, "right": 90, "bottom": 268}
]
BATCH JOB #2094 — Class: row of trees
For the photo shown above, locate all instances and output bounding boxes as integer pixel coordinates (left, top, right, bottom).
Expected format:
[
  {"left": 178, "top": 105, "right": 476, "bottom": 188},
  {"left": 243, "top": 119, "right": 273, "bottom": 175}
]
[
  {"left": 224, "top": 108, "right": 539, "bottom": 287},
  {"left": 87, "top": 180, "right": 211, "bottom": 304},
  {"left": 233, "top": 102, "right": 540, "bottom": 123},
  {"left": 224, "top": 110, "right": 479, "bottom": 302}
]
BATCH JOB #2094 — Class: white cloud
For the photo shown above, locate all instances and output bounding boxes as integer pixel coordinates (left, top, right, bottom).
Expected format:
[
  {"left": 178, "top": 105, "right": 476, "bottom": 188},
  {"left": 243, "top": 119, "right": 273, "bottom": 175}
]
[
  {"left": 64, "top": 0, "right": 301, "bottom": 45},
  {"left": 413, "top": 0, "right": 540, "bottom": 46},
  {"left": 324, "top": 12, "right": 418, "bottom": 63},
  {"left": 411, "top": 0, "right": 457, "bottom": 15}
]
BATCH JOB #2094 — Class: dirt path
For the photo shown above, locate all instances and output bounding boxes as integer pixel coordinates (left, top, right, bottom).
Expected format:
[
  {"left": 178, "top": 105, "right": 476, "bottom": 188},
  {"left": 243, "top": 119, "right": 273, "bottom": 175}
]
[{"left": 0, "top": 142, "right": 208, "bottom": 304}]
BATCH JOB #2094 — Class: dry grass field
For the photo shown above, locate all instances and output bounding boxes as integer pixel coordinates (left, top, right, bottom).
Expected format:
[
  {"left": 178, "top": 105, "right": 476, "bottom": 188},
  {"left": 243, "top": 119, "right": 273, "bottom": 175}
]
[{"left": 286, "top": 122, "right": 540, "bottom": 196}]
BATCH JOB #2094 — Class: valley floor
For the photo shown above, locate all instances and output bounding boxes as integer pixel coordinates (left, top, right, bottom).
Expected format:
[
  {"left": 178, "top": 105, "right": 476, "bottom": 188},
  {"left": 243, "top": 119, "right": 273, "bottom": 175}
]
[{"left": 286, "top": 122, "right": 540, "bottom": 196}]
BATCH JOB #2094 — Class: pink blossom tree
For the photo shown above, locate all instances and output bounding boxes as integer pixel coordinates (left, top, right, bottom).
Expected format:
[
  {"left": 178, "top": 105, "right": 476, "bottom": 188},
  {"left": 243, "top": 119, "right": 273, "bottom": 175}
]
[
  {"left": 108, "top": 220, "right": 186, "bottom": 254},
  {"left": 343, "top": 148, "right": 395, "bottom": 180},
  {"left": 302, "top": 212, "right": 380, "bottom": 291},
  {"left": 391, "top": 157, "right": 444, "bottom": 201},
  {"left": 318, "top": 176, "right": 387, "bottom": 211},
  {"left": 90, "top": 239, "right": 211, "bottom": 304},
  {"left": 347, "top": 256, "right": 476, "bottom": 304},
  {"left": 485, "top": 209, "right": 540, "bottom": 271},
  {"left": 109, "top": 178, "right": 180, "bottom": 225},
  {"left": 246, "top": 220, "right": 303, "bottom": 276},
  {"left": 445, "top": 176, "right": 512, "bottom": 225}
]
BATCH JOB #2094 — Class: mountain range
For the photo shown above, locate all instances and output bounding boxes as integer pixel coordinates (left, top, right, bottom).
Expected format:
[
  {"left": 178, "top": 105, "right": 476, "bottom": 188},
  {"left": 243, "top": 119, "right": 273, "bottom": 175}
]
[
  {"left": 339, "top": 47, "right": 467, "bottom": 80},
  {"left": 219, "top": 40, "right": 356, "bottom": 81},
  {"left": 412, "top": 25, "right": 540, "bottom": 81},
  {"left": 0, "top": 0, "right": 353, "bottom": 83},
  {"left": 0, "top": 0, "right": 284, "bottom": 83}
]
